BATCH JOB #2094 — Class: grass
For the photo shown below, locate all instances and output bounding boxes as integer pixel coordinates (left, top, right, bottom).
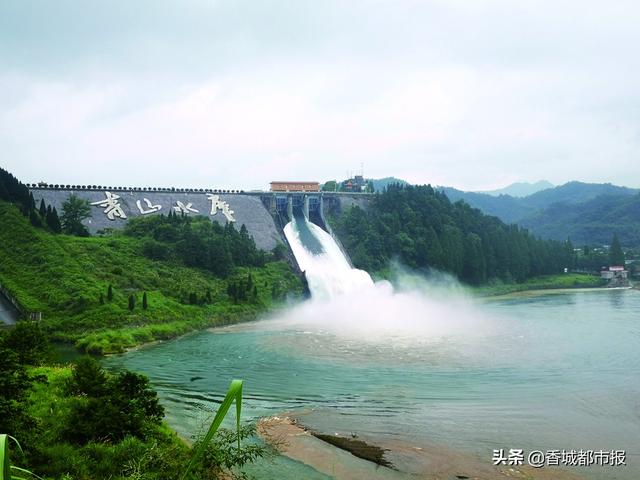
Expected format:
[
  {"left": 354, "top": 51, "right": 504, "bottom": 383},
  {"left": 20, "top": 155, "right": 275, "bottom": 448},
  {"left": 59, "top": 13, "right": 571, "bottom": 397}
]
[
  {"left": 472, "top": 273, "right": 606, "bottom": 297},
  {"left": 0, "top": 202, "right": 303, "bottom": 354}
]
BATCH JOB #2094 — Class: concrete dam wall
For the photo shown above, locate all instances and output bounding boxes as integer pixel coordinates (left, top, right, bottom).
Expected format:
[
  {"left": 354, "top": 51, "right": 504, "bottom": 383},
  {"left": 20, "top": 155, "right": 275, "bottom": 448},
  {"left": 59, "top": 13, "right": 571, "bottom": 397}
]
[
  {"left": 30, "top": 187, "right": 373, "bottom": 261},
  {"left": 31, "top": 188, "right": 284, "bottom": 251}
]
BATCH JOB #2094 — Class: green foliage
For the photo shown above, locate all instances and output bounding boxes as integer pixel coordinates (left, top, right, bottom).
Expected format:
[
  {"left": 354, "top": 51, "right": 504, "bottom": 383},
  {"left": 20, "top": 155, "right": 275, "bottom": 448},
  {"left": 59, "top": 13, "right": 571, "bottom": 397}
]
[
  {"left": 64, "top": 358, "right": 164, "bottom": 444},
  {"left": 0, "top": 434, "right": 39, "bottom": 480},
  {"left": 60, "top": 195, "right": 91, "bottom": 236},
  {"left": 0, "top": 201, "right": 303, "bottom": 354},
  {"left": 142, "top": 292, "right": 148, "bottom": 310},
  {"left": 321, "top": 180, "right": 338, "bottom": 192},
  {"left": 332, "top": 184, "right": 575, "bottom": 284},
  {"left": 0, "top": 168, "right": 32, "bottom": 216},
  {"left": 125, "top": 215, "right": 268, "bottom": 278},
  {"left": 1, "top": 322, "right": 49, "bottom": 366},
  {"left": 45, "top": 206, "right": 62, "bottom": 233},
  {"left": 609, "top": 234, "right": 625, "bottom": 265},
  {"left": 128, "top": 294, "right": 136, "bottom": 311},
  {"left": 271, "top": 243, "right": 288, "bottom": 260},
  {"left": 180, "top": 379, "right": 244, "bottom": 480},
  {"left": 0, "top": 348, "right": 32, "bottom": 436},
  {"left": 194, "top": 425, "right": 267, "bottom": 478},
  {"left": 65, "top": 356, "right": 109, "bottom": 397},
  {"left": 472, "top": 273, "right": 605, "bottom": 296}
]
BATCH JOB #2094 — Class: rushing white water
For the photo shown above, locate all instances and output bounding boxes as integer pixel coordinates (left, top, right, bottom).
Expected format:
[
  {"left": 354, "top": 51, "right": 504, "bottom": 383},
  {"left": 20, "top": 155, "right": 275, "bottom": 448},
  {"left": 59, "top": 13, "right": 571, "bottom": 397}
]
[
  {"left": 283, "top": 215, "right": 374, "bottom": 300},
  {"left": 281, "top": 214, "right": 491, "bottom": 343}
]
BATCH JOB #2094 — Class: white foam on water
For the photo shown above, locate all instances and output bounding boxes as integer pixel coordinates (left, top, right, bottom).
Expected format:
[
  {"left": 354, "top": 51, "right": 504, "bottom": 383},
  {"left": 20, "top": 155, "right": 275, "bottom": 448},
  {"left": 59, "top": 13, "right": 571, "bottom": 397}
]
[{"left": 281, "top": 216, "right": 493, "bottom": 344}]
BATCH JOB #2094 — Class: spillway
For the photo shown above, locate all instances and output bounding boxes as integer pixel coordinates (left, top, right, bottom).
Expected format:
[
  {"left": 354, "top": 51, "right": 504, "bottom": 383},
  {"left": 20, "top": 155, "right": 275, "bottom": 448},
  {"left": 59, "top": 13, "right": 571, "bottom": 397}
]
[{"left": 283, "top": 213, "right": 373, "bottom": 300}]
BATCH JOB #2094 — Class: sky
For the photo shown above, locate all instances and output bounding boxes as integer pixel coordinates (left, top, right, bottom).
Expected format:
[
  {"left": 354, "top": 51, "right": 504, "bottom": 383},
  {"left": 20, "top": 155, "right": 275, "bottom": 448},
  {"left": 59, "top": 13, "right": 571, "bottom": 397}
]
[{"left": 1, "top": 0, "right": 639, "bottom": 191}]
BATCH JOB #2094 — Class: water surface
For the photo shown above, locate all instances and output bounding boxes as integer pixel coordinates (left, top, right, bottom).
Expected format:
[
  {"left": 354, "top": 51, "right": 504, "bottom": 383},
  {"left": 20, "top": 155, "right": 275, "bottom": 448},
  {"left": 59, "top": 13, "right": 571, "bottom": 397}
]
[{"left": 105, "top": 289, "right": 640, "bottom": 479}]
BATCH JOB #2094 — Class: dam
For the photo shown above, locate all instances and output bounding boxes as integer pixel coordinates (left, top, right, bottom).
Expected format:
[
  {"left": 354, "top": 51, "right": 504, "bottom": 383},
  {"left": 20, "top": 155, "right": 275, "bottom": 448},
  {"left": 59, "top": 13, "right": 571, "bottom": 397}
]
[{"left": 29, "top": 184, "right": 370, "bottom": 265}]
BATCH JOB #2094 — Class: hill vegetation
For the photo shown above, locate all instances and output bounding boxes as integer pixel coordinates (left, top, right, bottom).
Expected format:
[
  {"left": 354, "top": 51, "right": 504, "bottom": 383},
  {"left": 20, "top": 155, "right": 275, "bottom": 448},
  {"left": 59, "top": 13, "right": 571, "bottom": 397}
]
[
  {"left": 331, "top": 183, "right": 575, "bottom": 284},
  {"left": 0, "top": 200, "right": 303, "bottom": 354},
  {"left": 0, "top": 322, "right": 263, "bottom": 480},
  {"left": 439, "top": 181, "right": 640, "bottom": 246},
  {"left": 519, "top": 193, "right": 640, "bottom": 246}
]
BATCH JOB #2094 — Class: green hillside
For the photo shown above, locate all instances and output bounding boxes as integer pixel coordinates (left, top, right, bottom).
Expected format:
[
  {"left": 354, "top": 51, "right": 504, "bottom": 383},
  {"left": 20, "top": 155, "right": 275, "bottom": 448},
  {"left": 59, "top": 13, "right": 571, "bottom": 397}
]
[
  {"left": 0, "top": 201, "right": 303, "bottom": 353},
  {"left": 519, "top": 193, "right": 640, "bottom": 246},
  {"left": 331, "top": 184, "right": 575, "bottom": 284},
  {"left": 438, "top": 181, "right": 640, "bottom": 246}
]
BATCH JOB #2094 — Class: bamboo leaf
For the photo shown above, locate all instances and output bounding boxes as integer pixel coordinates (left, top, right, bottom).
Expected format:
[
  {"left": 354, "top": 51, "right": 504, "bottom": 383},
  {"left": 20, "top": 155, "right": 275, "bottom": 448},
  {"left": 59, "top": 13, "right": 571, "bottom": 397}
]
[{"left": 180, "top": 379, "right": 243, "bottom": 480}]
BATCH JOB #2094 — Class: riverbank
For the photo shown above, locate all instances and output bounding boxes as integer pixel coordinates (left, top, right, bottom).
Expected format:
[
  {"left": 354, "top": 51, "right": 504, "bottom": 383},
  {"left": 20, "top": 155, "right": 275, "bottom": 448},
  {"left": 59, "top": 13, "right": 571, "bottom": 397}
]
[
  {"left": 471, "top": 273, "right": 605, "bottom": 297},
  {"left": 257, "top": 414, "right": 583, "bottom": 480}
]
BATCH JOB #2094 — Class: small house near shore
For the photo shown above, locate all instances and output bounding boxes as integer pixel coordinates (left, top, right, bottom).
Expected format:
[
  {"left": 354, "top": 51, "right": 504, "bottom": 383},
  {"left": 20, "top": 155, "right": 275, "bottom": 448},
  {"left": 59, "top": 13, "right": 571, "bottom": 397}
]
[{"left": 601, "top": 265, "right": 628, "bottom": 280}]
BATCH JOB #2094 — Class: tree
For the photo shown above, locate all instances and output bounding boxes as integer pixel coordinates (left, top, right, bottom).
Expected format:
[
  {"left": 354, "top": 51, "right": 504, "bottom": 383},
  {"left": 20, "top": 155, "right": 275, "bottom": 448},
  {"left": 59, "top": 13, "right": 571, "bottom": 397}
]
[
  {"left": 142, "top": 292, "right": 148, "bottom": 310},
  {"left": 99, "top": 293, "right": 104, "bottom": 305},
  {"left": 609, "top": 234, "right": 625, "bottom": 266},
  {"left": 321, "top": 180, "right": 338, "bottom": 192},
  {"left": 29, "top": 208, "right": 42, "bottom": 227},
  {"left": 64, "top": 360, "right": 164, "bottom": 444},
  {"left": 66, "top": 356, "right": 109, "bottom": 397},
  {"left": 61, "top": 194, "right": 91, "bottom": 236},
  {"left": 128, "top": 294, "right": 135, "bottom": 311},
  {"left": 0, "top": 346, "right": 32, "bottom": 434},
  {"left": 38, "top": 199, "right": 46, "bottom": 217},
  {"left": 107, "top": 284, "right": 114, "bottom": 301},
  {"left": 1, "top": 321, "right": 50, "bottom": 366},
  {"left": 46, "top": 206, "right": 62, "bottom": 233}
]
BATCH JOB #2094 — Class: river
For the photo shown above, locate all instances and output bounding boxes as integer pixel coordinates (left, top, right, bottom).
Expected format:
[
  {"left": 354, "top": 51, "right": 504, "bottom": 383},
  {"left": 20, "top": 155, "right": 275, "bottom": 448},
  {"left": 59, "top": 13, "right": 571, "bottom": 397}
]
[{"left": 104, "top": 215, "right": 639, "bottom": 479}]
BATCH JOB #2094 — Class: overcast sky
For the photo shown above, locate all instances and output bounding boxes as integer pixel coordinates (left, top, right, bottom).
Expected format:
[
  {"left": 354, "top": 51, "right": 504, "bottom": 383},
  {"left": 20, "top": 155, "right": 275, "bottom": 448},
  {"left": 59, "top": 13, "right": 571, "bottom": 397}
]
[{"left": 1, "top": 0, "right": 639, "bottom": 191}]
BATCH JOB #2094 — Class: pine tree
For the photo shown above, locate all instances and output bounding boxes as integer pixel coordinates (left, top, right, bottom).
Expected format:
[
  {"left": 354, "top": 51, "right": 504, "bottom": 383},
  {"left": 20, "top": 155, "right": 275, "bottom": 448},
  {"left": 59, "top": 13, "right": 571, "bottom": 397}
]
[
  {"left": 142, "top": 292, "right": 148, "bottom": 310},
  {"left": 50, "top": 207, "right": 62, "bottom": 233},
  {"left": 46, "top": 206, "right": 62, "bottom": 233},
  {"left": 188, "top": 292, "right": 197, "bottom": 305},
  {"left": 128, "top": 294, "right": 135, "bottom": 311},
  {"left": 29, "top": 208, "right": 42, "bottom": 227},
  {"left": 609, "top": 234, "right": 625, "bottom": 266},
  {"left": 107, "top": 284, "right": 114, "bottom": 301},
  {"left": 39, "top": 199, "right": 46, "bottom": 218}
]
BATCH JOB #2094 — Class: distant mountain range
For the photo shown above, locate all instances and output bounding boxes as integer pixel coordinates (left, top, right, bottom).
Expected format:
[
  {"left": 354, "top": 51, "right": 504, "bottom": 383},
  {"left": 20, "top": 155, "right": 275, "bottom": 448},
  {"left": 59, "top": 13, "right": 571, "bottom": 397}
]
[
  {"left": 367, "top": 178, "right": 640, "bottom": 246},
  {"left": 441, "top": 181, "right": 640, "bottom": 246},
  {"left": 479, "top": 180, "right": 554, "bottom": 197}
]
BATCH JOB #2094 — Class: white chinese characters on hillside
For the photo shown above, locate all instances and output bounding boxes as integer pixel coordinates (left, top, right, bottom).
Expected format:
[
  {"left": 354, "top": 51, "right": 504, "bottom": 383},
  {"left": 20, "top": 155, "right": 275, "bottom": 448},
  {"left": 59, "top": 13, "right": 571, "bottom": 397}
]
[
  {"left": 173, "top": 201, "right": 199, "bottom": 214},
  {"left": 89, "top": 191, "right": 236, "bottom": 223},
  {"left": 207, "top": 194, "right": 235, "bottom": 222},
  {"left": 91, "top": 192, "right": 127, "bottom": 220},
  {"left": 136, "top": 198, "right": 162, "bottom": 214}
]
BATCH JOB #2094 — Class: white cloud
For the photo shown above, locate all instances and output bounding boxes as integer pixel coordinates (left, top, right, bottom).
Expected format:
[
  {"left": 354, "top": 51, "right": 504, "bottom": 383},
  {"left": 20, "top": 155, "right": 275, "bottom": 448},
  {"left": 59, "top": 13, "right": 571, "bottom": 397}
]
[{"left": 1, "top": 0, "right": 639, "bottom": 190}]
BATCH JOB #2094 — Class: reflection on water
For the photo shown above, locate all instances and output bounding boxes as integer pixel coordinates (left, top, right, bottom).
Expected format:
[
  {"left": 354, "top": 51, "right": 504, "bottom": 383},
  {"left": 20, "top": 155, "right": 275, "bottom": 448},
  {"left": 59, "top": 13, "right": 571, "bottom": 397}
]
[{"left": 104, "top": 289, "right": 640, "bottom": 480}]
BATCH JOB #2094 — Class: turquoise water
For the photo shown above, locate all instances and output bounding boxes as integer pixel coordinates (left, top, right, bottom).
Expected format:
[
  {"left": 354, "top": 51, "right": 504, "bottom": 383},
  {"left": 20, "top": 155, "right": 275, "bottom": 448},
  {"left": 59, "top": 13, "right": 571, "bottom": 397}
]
[{"left": 104, "top": 289, "right": 640, "bottom": 479}]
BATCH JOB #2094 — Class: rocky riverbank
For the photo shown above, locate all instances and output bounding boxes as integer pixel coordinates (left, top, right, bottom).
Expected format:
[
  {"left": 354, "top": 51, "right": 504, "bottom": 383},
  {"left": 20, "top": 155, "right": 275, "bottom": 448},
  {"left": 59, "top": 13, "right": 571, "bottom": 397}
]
[{"left": 257, "top": 414, "right": 583, "bottom": 480}]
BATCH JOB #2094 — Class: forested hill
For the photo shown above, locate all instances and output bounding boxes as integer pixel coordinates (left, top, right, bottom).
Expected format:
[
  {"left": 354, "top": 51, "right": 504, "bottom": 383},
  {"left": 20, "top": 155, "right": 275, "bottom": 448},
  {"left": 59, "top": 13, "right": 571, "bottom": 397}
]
[
  {"left": 438, "top": 181, "right": 640, "bottom": 245},
  {"left": 332, "top": 184, "right": 574, "bottom": 285},
  {"left": 519, "top": 193, "right": 640, "bottom": 246}
]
